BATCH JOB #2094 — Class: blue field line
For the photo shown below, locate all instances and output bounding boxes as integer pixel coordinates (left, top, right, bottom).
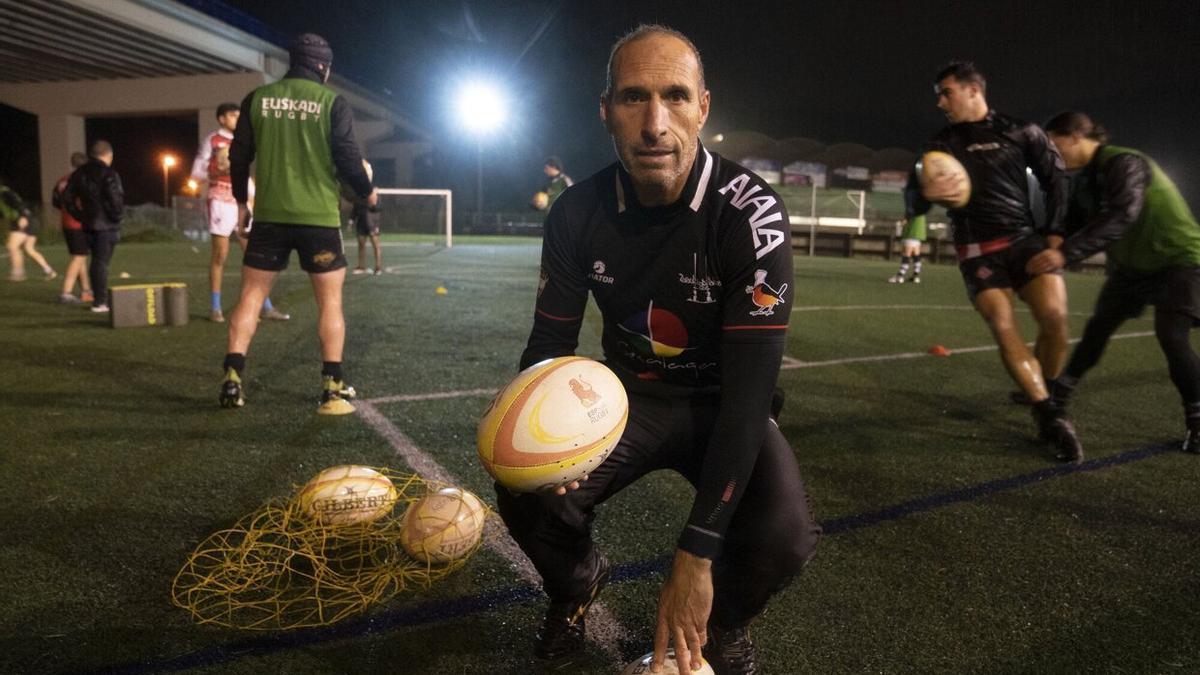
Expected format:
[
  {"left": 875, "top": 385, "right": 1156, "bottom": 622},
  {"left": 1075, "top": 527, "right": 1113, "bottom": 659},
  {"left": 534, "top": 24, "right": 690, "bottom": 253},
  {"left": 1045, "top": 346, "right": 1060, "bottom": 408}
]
[
  {"left": 99, "top": 442, "right": 1177, "bottom": 674},
  {"left": 821, "top": 441, "right": 1175, "bottom": 535}
]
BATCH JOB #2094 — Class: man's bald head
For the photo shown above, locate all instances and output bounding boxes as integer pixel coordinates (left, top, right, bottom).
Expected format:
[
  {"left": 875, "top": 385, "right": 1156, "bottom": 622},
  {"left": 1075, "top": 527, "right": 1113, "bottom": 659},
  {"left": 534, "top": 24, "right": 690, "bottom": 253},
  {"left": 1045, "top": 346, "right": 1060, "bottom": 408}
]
[{"left": 602, "top": 24, "right": 705, "bottom": 102}]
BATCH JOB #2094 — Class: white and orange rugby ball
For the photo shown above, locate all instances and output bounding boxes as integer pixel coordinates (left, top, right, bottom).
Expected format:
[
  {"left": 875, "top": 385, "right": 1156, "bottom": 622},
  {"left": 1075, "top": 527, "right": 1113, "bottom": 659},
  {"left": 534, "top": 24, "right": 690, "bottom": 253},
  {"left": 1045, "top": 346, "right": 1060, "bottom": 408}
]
[{"left": 477, "top": 356, "right": 628, "bottom": 493}]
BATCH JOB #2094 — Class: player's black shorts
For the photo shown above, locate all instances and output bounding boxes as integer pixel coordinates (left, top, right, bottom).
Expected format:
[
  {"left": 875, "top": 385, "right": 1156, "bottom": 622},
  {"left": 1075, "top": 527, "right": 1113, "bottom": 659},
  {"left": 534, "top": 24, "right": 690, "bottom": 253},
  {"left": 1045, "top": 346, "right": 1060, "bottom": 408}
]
[
  {"left": 243, "top": 221, "right": 346, "bottom": 273},
  {"left": 958, "top": 234, "right": 1058, "bottom": 300},
  {"left": 63, "top": 228, "right": 89, "bottom": 255},
  {"left": 353, "top": 206, "right": 380, "bottom": 237},
  {"left": 1093, "top": 265, "right": 1200, "bottom": 323}
]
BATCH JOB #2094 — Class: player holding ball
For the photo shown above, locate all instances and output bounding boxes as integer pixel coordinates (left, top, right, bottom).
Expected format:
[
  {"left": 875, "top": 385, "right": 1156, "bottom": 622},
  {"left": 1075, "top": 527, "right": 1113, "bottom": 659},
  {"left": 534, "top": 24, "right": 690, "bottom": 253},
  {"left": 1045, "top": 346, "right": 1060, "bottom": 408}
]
[{"left": 494, "top": 25, "right": 821, "bottom": 675}]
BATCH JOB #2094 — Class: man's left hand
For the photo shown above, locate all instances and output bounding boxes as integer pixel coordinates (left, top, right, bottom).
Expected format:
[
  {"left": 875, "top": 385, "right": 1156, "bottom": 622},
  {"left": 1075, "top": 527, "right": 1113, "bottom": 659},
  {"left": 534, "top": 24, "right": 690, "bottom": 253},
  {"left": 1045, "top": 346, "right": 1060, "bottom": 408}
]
[
  {"left": 651, "top": 549, "right": 713, "bottom": 674},
  {"left": 1026, "top": 248, "right": 1066, "bottom": 275}
]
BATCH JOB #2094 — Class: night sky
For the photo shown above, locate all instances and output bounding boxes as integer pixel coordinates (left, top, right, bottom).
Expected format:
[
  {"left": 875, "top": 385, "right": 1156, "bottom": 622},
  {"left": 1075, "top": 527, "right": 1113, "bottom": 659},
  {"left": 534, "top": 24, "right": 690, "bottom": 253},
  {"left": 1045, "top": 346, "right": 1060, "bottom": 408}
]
[
  {"left": 219, "top": 0, "right": 1200, "bottom": 206},
  {"left": 4, "top": 1, "right": 1199, "bottom": 207}
]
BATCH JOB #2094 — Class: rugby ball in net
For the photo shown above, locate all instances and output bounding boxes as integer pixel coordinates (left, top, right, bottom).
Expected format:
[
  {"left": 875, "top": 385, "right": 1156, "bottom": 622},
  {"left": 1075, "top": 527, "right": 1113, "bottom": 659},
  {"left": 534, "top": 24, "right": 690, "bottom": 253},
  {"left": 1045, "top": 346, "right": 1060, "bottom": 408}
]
[
  {"left": 918, "top": 150, "right": 971, "bottom": 208},
  {"left": 297, "top": 465, "right": 398, "bottom": 526},
  {"left": 400, "top": 487, "right": 487, "bottom": 564},
  {"left": 621, "top": 650, "right": 715, "bottom": 675},
  {"left": 477, "top": 356, "right": 628, "bottom": 493}
]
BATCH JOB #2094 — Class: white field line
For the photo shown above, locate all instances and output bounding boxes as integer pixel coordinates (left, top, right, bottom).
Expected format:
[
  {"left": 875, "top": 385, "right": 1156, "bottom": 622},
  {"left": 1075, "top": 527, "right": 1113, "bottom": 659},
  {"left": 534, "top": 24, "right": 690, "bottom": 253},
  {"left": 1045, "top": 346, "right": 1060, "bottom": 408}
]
[
  {"left": 354, "top": 400, "right": 628, "bottom": 660},
  {"left": 781, "top": 330, "right": 1156, "bottom": 369},
  {"left": 364, "top": 331, "right": 1158, "bottom": 404},
  {"left": 794, "top": 304, "right": 1095, "bottom": 317},
  {"left": 367, "top": 388, "right": 497, "bottom": 405}
]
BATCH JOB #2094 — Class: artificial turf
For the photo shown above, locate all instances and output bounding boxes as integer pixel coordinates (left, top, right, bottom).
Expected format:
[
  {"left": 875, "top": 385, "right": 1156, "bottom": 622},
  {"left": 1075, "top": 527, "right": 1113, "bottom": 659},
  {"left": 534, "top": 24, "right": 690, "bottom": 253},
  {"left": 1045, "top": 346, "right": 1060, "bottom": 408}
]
[{"left": 0, "top": 238, "right": 1195, "bottom": 674}]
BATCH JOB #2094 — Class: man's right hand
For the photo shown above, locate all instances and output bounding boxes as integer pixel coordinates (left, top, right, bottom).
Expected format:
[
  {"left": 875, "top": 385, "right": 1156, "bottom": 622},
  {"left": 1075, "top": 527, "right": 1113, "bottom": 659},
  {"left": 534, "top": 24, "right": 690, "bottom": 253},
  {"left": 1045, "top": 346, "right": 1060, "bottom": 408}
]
[
  {"left": 236, "top": 203, "right": 251, "bottom": 239},
  {"left": 551, "top": 474, "right": 589, "bottom": 496},
  {"left": 922, "top": 173, "right": 969, "bottom": 207}
]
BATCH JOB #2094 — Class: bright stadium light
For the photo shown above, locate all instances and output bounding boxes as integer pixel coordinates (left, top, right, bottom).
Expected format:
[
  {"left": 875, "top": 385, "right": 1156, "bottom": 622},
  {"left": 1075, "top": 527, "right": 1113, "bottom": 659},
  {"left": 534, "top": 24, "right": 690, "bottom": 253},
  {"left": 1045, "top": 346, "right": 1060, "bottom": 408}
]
[{"left": 456, "top": 80, "right": 507, "bottom": 134}]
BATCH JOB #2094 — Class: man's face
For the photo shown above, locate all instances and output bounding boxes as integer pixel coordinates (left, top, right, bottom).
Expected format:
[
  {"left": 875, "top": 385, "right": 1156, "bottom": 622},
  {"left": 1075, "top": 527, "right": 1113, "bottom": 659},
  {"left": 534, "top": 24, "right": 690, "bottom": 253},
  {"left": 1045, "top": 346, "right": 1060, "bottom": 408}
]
[
  {"left": 1048, "top": 132, "right": 1086, "bottom": 170},
  {"left": 543, "top": 164, "right": 559, "bottom": 178},
  {"left": 935, "top": 76, "right": 979, "bottom": 123},
  {"left": 218, "top": 110, "right": 239, "bottom": 132},
  {"left": 600, "top": 34, "right": 710, "bottom": 204}
]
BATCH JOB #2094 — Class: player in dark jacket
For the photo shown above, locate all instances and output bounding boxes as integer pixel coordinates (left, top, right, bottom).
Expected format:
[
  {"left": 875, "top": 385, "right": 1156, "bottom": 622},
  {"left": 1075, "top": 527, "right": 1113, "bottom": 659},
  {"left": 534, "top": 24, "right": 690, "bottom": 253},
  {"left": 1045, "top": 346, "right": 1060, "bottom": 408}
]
[
  {"left": 1030, "top": 111, "right": 1200, "bottom": 453},
  {"left": 913, "top": 61, "right": 1081, "bottom": 462},
  {"left": 498, "top": 26, "right": 820, "bottom": 675},
  {"left": 63, "top": 140, "right": 124, "bottom": 312}
]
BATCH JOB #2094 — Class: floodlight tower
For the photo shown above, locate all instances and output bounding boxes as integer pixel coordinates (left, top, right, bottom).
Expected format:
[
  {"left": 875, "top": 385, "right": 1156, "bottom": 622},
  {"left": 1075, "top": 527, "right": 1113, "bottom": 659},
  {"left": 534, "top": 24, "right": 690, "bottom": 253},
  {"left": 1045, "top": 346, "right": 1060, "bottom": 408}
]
[{"left": 456, "top": 81, "right": 507, "bottom": 223}]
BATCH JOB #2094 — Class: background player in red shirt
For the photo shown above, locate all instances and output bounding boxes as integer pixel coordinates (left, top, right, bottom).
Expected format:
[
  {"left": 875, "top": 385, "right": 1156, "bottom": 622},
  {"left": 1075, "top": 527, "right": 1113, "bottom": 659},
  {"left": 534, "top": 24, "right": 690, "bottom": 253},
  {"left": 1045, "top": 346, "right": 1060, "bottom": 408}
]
[
  {"left": 53, "top": 152, "right": 93, "bottom": 303},
  {"left": 191, "top": 103, "right": 288, "bottom": 323}
]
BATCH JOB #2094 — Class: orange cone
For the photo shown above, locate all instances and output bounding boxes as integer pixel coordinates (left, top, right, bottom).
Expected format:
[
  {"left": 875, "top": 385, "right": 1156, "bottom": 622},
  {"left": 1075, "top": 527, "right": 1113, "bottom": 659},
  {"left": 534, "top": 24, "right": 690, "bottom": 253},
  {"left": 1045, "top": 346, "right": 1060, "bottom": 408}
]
[{"left": 928, "top": 344, "right": 950, "bottom": 356}]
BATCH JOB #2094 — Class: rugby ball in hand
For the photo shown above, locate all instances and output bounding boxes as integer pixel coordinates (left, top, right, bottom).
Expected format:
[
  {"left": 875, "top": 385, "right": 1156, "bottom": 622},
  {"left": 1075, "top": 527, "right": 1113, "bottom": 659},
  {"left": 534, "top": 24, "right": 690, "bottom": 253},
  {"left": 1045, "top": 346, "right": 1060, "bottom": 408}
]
[
  {"left": 297, "top": 465, "right": 397, "bottom": 526},
  {"left": 918, "top": 150, "right": 971, "bottom": 208},
  {"left": 477, "top": 356, "right": 628, "bottom": 493},
  {"left": 622, "top": 650, "right": 715, "bottom": 675},
  {"left": 531, "top": 191, "right": 550, "bottom": 211}
]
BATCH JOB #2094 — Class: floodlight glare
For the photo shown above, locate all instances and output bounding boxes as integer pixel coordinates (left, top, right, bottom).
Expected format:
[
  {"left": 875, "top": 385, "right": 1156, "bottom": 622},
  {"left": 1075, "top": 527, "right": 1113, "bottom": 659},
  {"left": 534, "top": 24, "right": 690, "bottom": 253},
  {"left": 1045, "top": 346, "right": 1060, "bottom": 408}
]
[{"left": 457, "top": 81, "right": 506, "bottom": 134}]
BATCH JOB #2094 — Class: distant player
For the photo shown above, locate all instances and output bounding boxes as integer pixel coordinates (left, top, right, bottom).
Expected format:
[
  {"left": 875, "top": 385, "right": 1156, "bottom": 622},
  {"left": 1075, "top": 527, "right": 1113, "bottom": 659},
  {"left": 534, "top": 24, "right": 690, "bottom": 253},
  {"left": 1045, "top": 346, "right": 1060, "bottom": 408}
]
[
  {"left": 914, "top": 61, "right": 1082, "bottom": 462},
  {"left": 499, "top": 26, "right": 820, "bottom": 675},
  {"left": 888, "top": 215, "right": 927, "bottom": 283},
  {"left": 191, "top": 103, "right": 289, "bottom": 323},
  {"left": 541, "top": 156, "right": 573, "bottom": 209},
  {"left": 2, "top": 178, "right": 56, "bottom": 282},
  {"left": 221, "top": 34, "right": 375, "bottom": 414},
  {"left": 52, "top": 152, "right": 93, "bottom": 303},
  {"left": 1031, "top": 111, "right": 1200, "bottom": 453},
  {"left": 349, "top": 160, "right": 382, "bottom": 275}
]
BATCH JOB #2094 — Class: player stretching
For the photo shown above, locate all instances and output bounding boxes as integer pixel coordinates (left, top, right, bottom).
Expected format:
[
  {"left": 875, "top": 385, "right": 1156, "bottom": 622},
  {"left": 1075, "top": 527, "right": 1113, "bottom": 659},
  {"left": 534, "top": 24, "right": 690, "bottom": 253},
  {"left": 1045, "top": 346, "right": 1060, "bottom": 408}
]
[
  {"left": 192, "top": 103, "right": 289, "bottom": 323},
  {"left": 498, "top": 25, "right": 820, "bottom": 675},
  {"left": 913, "top": 61, "right": 1081, "bottom": 461},
  {"left": 220, "top": 34, "right": 375, "bottom": 414},
  {"left": 1030, "top": 112, "right": 1200, "bottom": 453}
]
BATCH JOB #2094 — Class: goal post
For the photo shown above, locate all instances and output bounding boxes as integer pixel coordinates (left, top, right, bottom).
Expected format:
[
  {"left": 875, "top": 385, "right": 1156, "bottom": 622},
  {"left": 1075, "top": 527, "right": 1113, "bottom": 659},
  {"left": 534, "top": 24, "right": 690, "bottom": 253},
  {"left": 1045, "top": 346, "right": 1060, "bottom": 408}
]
[{"left": 374, "top": 188, "right": 454, "bottom": 247}]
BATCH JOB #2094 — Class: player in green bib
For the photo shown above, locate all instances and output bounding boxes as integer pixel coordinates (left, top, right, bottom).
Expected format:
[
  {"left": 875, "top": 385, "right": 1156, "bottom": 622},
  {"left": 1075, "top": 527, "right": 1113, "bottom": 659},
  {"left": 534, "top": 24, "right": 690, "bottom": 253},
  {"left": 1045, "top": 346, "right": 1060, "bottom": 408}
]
[
  {"left": 1028, "top": 111, "right": 1200, "bottom": 453},
  {"left": 888, "top": 213, "right": 927, "bottom": 284},
  {"left": 220, "top": 33, "right": 376, "bottom": 415}
]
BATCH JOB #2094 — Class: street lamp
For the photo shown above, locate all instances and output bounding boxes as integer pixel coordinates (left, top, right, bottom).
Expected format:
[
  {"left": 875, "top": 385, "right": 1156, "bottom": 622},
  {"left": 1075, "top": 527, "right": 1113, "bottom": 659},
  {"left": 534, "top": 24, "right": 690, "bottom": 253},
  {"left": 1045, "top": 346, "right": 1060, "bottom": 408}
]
[
  {"left": 185, "top": 178, "right": 199, "bottom": 194},
  {"left": 161, "top": 154, "right": 177, "bottom": 207},
  {"left": 454, "top": 80, "right": 507, "bottom": 222}
]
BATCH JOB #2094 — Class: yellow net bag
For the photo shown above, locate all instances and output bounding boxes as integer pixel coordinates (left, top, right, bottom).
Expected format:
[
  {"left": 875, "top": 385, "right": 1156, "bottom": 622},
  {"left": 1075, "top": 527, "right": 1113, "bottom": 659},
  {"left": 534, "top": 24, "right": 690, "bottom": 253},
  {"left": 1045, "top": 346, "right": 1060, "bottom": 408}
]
[{"left": 172, "top": 467, "right": 492, "bottom": 630}]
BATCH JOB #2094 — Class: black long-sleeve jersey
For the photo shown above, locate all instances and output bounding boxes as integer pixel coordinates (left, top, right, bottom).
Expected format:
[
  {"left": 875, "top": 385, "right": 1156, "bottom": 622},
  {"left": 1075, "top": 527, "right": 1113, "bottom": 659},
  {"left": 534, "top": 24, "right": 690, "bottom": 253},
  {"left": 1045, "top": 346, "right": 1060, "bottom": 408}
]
[
  {"left": 911, "top": 110, "right": 1067, "bottom": 246},
  {"left": 523, "top": 144, "right": 794, "bottom": 559}
]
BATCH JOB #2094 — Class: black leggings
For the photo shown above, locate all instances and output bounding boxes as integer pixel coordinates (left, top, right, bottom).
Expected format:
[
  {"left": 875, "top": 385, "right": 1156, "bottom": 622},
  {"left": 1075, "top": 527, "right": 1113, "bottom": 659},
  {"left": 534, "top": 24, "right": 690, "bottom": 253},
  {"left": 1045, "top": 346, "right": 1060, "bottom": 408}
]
[
  {"left": 87, "top": 230, "right": 119, "bottom": 307},
  {"left": 1064, "top": 307, "right": 1200, "bottom": 410},
  {"left": 495, "top": 391, "right": 822, "bottom": 630}
]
